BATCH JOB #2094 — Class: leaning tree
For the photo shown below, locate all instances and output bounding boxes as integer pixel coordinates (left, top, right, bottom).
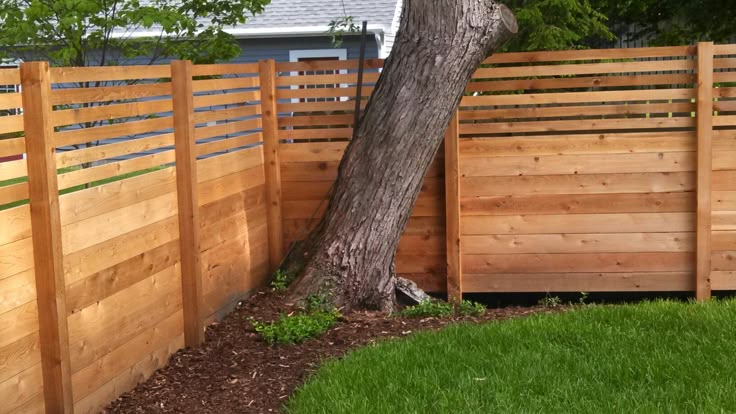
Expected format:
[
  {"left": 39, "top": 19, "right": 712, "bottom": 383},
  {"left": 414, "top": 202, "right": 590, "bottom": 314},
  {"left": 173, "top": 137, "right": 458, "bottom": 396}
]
[{"left": 282, "top": 0, "right": 518, "bottom": 311}]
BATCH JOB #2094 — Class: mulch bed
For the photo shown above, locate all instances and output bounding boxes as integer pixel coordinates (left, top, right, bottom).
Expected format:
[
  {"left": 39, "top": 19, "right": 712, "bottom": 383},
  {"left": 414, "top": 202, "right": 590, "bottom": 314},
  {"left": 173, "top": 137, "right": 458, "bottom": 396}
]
[{"left": 105, "top": 292, "right": 555, "bottom": 413}]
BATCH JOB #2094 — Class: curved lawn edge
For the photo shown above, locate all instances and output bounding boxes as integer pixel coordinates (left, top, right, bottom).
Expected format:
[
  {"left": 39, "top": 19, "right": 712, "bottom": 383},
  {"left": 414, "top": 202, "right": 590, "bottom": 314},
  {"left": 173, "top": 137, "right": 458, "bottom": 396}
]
[{"left": 286, "top": 300, "right": 736, "bottom": 414}]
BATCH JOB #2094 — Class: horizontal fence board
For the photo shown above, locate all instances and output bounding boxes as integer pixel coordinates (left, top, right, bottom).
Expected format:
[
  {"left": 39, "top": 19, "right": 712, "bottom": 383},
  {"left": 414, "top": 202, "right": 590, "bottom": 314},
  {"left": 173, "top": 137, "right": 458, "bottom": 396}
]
[
  {"left": 463, "top": 232, "right": 694, "bottom": 254},
  {"left": 0, "top": 237, "right": 34, "bottom": 280},
  {"left": 51, "top": 83, "right": 172, "bottom": 106},
  {"left": 0, "top": 92, "right": 22, "bottom": 111},
  {"left": 59, "top": 167, "right": 176, "bottom": 226},
  {"left": 713, "top": 211, "right": 736, "bottom": 231},
  {"left": 61, "top": 191, "right": 178, "bottom": 255},
  {"left": 70, "top": 307, "right": 182, "bottom": 404},
  {"left": 460, "top": 152, "right": 695, "bottom": 177},
  {"left": 50, "top": 65, "right": 170, "bottom": 83},
  {"left": 0, "top": 205, "right": 31, "bottom": 245},
  {"left": 0, "top": 329, "right": 40, "bottom": 385},
  {"left": 473, "top": 59, "right": 695, "bottom": 79},
  {"left": 63, "top": 216, "right": 179, "bottom": 286},
  {"left": 462, "top": 172, "right": 695, "bottom": 196},
  {"left": 56, "top": 133, "right": 174, "bottom": 169},
  {"left": 53, "top": 99, "right": 173, "bottom": 128},
  {"left": 712, "top": 251, "right": 736, "bottom": 271},
  {"left": 461, "top": 192, "right": 695, "bottom": 216},
  {"left": 463, "top": 272, "right": 694, "bottom": 292},
  {"left": 55, "top": 116, "right": 173, "bottom": 148},
  {"left": 0, "top": 268, "right": 36, "bottom": 315},
  {"left": 711, "top": 271, "right": 736, "bottom": 290},
  {"left": 0, "top": 362, "right": 44, "bottom": 413},
  {"left": 463, "top": 252, "right": 694, "bottom": 273},
  {"left": 714, "top": 191, "right": 736, "bottom": 211},
  {"left": 0, "top": 299, "right": 38, "bottom": 349},
  {"left": 197, "top": 145, "right": 263, "bottom": 184},
  {"left": 65, "top": 240, "right": 180, "bottom": 314},
  {"left": 194, "top": 118, "right": 261, "bottom": 141},
  {"left": 277, "top": 100, "right": 367, "bottom": 114},
  {"left": 0, "top": 137, "right": 25, "bottom": 158},
  {"left": 280, "top": 142, "right": 347, "bottom": 162},
  {"left": 67, "top": 264, "right": 181, "bottom": 370},
  {"left": 192, "top": 63, "right": 259, "bottom": 77},
  {"left": 57, "top": 150, "right": 175, "bottom": 190},
  {"left": 191, "top": 77, "right": 259, "bottom": 93},
  {"left": 195, "top": 132, "right": 262, "bottom": 156},
  {"left": 0, "top": 182, "right": 29, "bottom": 206},
  {"left": 460, "top": 88, "right": 694, "bottom": 107},
  {"left": 192, "top": 91, "right": 259, "bottom": 109},
  {"left": 466, "top": 73, "right": 696, "bottom": 93},
  {"left": 482, "top": 45, "right": 694, "bottom": 64},
  {"left": 0, "top": 114, "right": 24, "bottom": 135},
  {"left": 0, "top": 157, "right": 27, "bottom": 181},
  {"left": 198, "top": 165, "right": 265, "bottom": 207},
  {"left": 460, "top": 117, "right": 695, "bottom": 135},
  {"left": 713, "top": 231, "right": 736, "bottom": 251},
  {"left": 193, "top": 105, "right": 259, "bottom": 124},
  {"left": 461, "top": 212, "right": 695, "bottom": 235},
  {"left": 460, "top": 102, "right": 695, "bottom": 121}
]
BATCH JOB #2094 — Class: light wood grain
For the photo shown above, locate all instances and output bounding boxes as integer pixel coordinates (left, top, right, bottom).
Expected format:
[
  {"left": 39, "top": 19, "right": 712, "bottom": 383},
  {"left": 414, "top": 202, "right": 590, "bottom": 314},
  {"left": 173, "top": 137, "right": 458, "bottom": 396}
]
[
  {"left": 260, "top": 59, "right": 284, "bottom": 271},
  {"left": 21, "top": 61, "right": 74, "bottom": 413},
  {"left": 696, "top": 42, "right": 714, "bottom": 300},
  {"left": 463, "top": 272, "right": 694, "bottom": 292}
]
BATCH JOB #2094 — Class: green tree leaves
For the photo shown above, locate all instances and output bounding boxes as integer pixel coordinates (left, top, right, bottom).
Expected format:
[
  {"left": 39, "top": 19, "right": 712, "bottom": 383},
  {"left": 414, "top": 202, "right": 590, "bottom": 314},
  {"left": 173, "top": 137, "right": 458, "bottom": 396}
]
[{"left": 0, "top": 0, "right": 270, "bottom": 66}]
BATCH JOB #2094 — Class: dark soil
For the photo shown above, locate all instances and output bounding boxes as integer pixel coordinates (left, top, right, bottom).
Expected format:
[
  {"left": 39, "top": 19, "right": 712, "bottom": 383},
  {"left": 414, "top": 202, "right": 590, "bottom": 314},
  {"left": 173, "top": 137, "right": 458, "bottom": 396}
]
[{"left": 105, "top": 291, "right": 555, "bottom": 413}]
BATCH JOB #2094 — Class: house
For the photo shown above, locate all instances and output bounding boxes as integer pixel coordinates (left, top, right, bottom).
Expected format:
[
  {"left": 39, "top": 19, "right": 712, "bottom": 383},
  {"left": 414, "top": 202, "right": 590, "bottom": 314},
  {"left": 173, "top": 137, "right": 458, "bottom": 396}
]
[{"left": 225, "top": 0, "right": 402, "bottom": 64}]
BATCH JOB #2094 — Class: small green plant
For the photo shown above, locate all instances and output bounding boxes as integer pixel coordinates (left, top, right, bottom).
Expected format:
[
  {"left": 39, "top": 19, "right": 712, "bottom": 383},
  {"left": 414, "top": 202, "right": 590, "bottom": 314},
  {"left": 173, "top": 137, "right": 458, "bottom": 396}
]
[
  {"left": 301, "top": 293, "right": 331, "bottom": 313},
  {"left": 457, "top": 300, "right": 486, "bottom": 316},
  {"left": 539, "top": 294, "right": 562, "bottom": 309},
  {"left": 399, "top": 300, "right": 454, "bottom": 318},
  {"left": 578, "top": 292, "right": 590, "bottom": 305},
  {"left": 251, "top": 309, "right": 341, "bottom": 345},
  {"left": 270, "top": 269, "right": 293, "bottom": 292}
]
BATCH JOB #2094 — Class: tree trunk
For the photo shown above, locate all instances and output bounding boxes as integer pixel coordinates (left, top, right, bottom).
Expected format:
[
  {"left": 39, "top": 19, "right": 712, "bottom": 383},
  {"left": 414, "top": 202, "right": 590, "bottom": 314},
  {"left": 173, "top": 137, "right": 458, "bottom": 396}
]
[{"left": 283, "top": 0, "right": 517, "bottom": 311}]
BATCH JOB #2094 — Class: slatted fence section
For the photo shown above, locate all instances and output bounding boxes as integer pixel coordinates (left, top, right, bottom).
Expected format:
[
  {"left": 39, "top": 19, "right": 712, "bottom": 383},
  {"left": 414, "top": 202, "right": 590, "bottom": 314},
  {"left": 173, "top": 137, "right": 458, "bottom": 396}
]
[
  {"left": 0, "top": 66, "right": 47, "bottom": 413},
  {"left": 48, "top": 65, "right": 183, "bottom": 413},
  {"left": 459, "top": 46, "right": 699, "bottom": 293},
  {"left": 711, "top": 44, "right": 736, "bottom": 290},
  {"left": 275, "top": 59, "right": 446, "bottom": 292},
  {"left": 191, "top": 63, "right": 269, "bottom": 322}
]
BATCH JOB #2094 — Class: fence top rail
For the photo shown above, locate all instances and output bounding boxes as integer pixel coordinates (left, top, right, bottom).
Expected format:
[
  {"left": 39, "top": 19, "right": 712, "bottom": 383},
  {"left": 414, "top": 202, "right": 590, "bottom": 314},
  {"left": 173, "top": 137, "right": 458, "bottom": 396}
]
[
  {"left": 50, "top": 64, "right": 171, "bottom": 83},
  {"left": 482, "top": 45, "right": 696, "bottom": 65},
  {"left": 0, "top": 67, "right": 20, "bottom": 84}
]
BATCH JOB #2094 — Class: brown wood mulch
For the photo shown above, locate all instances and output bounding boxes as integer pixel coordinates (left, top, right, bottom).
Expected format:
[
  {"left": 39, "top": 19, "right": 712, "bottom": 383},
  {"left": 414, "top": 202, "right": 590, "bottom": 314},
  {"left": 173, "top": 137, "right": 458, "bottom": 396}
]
[{"left": 105, "top": 291, "right": 553, "bottom": 414}]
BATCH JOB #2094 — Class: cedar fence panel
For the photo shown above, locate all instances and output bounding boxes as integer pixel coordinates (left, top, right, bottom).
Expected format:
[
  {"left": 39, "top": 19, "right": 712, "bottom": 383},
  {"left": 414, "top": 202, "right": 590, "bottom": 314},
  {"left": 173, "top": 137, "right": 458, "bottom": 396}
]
[{"left": 0, "top": 43, "right": 734, "bottom": 412}]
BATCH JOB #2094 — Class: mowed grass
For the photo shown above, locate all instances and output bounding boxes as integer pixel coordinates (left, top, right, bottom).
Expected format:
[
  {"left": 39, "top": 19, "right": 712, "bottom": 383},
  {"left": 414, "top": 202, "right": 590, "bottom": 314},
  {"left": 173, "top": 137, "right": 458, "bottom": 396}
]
[{"left": 287, "top": 300, "right": 736, "bottom": 414}]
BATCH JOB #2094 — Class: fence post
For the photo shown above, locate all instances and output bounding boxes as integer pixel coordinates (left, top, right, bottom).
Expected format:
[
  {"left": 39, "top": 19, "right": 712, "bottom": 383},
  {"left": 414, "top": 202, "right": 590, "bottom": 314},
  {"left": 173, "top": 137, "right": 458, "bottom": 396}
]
[
  {"left": 696, "top": 41, "right": 714, "bottom": 301},
  {"left": 258, "top": 59, "right": 284, "bottom": 272},
  {"left": 171, "top": 60, "right": 204, "bottom": 346},
  {"left": 445, "top": 111, "right": 462, "bottom": 302},
  {"left": 20, "top": 62, "right": 74, "bottom": 413}
]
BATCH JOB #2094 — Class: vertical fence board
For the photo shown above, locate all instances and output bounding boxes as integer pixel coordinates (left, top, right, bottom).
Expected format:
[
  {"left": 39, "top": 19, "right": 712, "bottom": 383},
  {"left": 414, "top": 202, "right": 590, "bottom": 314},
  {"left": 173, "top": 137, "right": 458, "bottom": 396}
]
[
  {"left": 259, "top": 59, "right": 284, "bottom": 271},
  {"left": 21, "top": 61, "right": 74, "bottom": 413},
  {"left": 696, "top": 42, "right": 714, "bottom": 301},
  {"left": 445, "top": 112, "right": 462, "bottom": 301},
  {"left": 171, "top": 60, "right": 204, "bottom": 346}
]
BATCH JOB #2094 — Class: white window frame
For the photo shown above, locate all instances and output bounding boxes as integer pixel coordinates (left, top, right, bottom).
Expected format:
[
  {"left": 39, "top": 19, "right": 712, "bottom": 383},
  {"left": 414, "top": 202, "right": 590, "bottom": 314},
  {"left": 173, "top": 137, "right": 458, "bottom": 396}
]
[
  {"left": 0, "top": 58, "right": 22, "bottom": 116},
  {"left": 288, "top": 48, "right": 348, "bottom": 103}
]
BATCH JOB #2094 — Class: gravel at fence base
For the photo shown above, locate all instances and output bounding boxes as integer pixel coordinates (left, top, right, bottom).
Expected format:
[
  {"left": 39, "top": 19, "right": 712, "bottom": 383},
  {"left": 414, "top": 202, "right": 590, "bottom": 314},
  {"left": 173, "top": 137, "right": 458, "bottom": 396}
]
[{"left": 105, "top": 292, "right": 552, "bottom": 414}]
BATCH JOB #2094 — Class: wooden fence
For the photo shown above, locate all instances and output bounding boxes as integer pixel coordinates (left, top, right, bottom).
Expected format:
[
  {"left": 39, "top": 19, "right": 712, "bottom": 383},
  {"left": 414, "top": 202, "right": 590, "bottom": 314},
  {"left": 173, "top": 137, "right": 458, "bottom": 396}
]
[{"left": 1, "top": 42, "right": 735, "bottom": 412}]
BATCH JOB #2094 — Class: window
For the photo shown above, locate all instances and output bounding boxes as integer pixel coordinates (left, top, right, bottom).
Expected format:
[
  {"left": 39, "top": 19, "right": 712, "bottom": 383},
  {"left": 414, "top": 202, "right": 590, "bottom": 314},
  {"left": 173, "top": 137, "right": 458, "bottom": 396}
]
[
  {"left": 288, "top": 49, "right": 347, "bottom": 103},
  {"left": 1, "top": 59, "right": 21, "bottom": 116}
]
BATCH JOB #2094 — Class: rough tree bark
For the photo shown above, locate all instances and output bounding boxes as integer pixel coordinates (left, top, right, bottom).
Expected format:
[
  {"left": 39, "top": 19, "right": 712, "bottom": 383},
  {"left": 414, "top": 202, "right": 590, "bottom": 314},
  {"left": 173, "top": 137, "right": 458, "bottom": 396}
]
[{"left": 282, "top": 0, "right": 518, "bottom": 311}]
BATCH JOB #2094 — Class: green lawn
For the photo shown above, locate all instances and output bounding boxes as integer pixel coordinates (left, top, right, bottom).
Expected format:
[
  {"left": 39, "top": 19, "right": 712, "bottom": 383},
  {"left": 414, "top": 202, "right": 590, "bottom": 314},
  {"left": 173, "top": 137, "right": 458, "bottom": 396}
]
[{"left": 287, "top": 300, "right": 736, "bottom": 414}]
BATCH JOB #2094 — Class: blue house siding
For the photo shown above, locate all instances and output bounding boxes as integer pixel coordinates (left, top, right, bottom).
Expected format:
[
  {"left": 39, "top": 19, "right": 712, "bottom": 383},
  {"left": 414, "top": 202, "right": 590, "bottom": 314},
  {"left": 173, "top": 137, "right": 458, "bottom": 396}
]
[{"left": 232, "top": 35, "right": 379, "bottom": 63}]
